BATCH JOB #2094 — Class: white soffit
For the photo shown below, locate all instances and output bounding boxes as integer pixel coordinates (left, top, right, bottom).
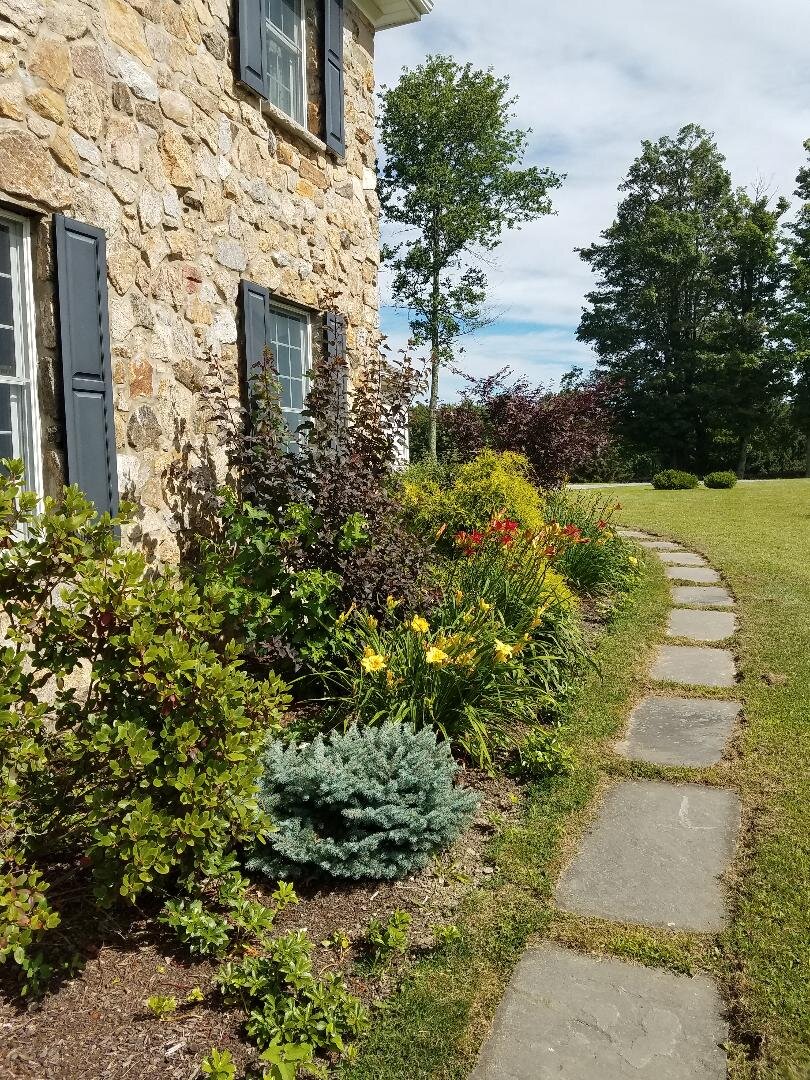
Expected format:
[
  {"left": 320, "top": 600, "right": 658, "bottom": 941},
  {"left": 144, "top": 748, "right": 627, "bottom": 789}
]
[{"left": 354, "top": 0, "right": 434, "bottom": 30}]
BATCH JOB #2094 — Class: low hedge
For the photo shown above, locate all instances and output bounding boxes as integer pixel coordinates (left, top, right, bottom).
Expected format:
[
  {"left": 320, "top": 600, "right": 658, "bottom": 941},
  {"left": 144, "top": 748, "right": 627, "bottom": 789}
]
[
  {"left": 652, "top": 469, "right": 700, "bottom": 490},
  {"left": 704, "top": 470, "right": 738, "bottom": 489}
]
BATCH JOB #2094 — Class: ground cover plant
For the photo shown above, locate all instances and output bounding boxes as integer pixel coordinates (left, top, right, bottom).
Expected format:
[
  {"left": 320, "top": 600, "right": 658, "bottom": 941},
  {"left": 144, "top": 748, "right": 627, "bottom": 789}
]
[{"left": 248, "top": 725, "right": 478, "bottom": 881}]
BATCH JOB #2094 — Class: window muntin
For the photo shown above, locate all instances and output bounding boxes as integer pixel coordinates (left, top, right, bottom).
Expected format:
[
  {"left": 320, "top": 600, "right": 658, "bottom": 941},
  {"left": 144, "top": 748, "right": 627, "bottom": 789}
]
[
  {"left": 268, "top": 302, "right": 310, "bottom": 436},
  {"left": 266, "top": 0, "right": 306, "bottom": 126},
  {"left": 0, "top": 214, "right": 42, "bottom": 497}
]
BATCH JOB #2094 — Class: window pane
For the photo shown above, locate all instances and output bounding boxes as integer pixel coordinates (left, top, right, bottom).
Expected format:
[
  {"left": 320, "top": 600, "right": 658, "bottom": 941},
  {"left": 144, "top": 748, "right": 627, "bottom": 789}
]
[
  {"left": 266, "top": 0, "right": 303, "bottom": 124},
  {"left": 268, "top": 306, "right": 308, "bottom": 433},
  {"left": 0, "top": 384, "right": 15, "bottom": 460},
  {"left": 0, "top": 267, "right": 13, "bottom": 377},
  {"left": 0, "top": 327, "right": 14, "bottom": 378}
]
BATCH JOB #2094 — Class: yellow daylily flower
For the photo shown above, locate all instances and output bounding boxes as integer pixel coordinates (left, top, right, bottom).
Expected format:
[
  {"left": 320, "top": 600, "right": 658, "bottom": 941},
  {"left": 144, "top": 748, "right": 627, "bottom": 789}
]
[
  {"left": 628, "top": 556, "right": 638, "bottom": 567},
  {"left": 386, "top": 595, "right": 402, "bottom": 612},
  {"left": 409, "top": 615, "right": 430, "bottom": 634},
  {"left": 453, "top": 589, "right": 464, "bottom": 604},
  {"left": 360, "top": 647, "right": 386, "bottom": 674},
  {"left": 478, "top": 598, "right": 493, "bottom": 612},
  {"left": 426, "top": 646, "right": 451, "bottom": 665},
  {"left": 494, "top": 639, "right": 514, "bottom": 663}
]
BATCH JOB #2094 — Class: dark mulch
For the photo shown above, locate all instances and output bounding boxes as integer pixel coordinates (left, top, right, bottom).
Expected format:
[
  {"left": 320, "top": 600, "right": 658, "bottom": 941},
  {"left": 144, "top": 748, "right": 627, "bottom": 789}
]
[{"left": 0, "top": 768, "right": 522, "bottom": 1080}]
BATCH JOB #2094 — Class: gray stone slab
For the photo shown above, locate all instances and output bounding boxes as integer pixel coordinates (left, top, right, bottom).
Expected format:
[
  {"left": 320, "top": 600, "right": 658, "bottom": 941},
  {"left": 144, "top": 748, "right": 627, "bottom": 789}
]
[
  {"left": 672, "top": 585, "right": 734, "bottom": 608},
  {"left": 471, "top": 944, "right": 728, "bottom": 1080},
  {"left": 651, "top": 645, "right": 736, "bottom": 687},
  {"left": 666, "top": 565, "right": 721, "bottom": 584},
  {"left": 618, "top": 528, "right": 651, "bottom": 539},
  {"left": 555, "top": 781, "right": 740, "bottom": 931},
  {"left": 639, "top": 539, "right": 684, "bottom": 551},
  {"left": 657, "top": 551, "right": 707, "bottom": 566},
  {"left": 617, "top": 696, "right": 741, "bottom": 766},
  {"left": 668, "top": 609, "right": 737, "bottom": 642}
]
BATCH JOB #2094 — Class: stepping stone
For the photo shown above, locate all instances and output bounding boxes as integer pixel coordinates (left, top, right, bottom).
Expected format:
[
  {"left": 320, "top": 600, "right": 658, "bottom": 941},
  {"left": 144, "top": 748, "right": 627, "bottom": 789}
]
[
  {"left": 666, "top": 565, "right": 720, "bottom": 584},
  {"left": 668, "top": 608, "right": 736, "bottom": 642},
  {"left": 470, "top": 944, "right": 728, "bottom": 1080},
  {"left": 555, "top": 781, "right": 740, "bottom": 931},
  {"left": 657, "top": 551, "right": 707, "bottom": 566},
  {"left": 639, "top": 539, "right": 684, "bottom": 551},
  {"left": 617, "top": 528, "right": 650, "bottom": 538},
  {"left": 651, "top": 645, "right": 736, "bottom": 687},
  {"left": 617, "top": 696, "right": 741, "bottom": 766},
  {"left": 672, "top": 585, "right": 734, "bottom": 607}
]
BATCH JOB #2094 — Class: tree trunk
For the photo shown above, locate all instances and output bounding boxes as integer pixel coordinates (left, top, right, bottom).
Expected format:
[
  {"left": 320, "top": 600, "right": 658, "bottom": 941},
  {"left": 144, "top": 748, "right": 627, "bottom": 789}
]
[
  {"left": 805, "top": 430, "right": 810, "bottom": 478},
  {"left": 736, "top": 432, "right": 751, "bottom": 479},
  {"left": 428, "top": 343, "right": 440, "bottom": 463}
]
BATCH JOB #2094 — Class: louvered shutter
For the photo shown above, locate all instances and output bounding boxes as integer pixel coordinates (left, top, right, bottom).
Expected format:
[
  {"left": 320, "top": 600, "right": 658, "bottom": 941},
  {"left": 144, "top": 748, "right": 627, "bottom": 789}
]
[
  {"left": 238, "top": 0, "right": 269, "bottom": 98},
  {"left": 324, "top": 0, "right": 345, "bottom": 156},
  {"left": 240, "top": 278, "right": 271, "bottom": 378},
  {"left": 324, "top": 310, "right": 348, "bottom": 426},
  {"left": 54, "top": 214, "right": 119, "bottom": 517}
]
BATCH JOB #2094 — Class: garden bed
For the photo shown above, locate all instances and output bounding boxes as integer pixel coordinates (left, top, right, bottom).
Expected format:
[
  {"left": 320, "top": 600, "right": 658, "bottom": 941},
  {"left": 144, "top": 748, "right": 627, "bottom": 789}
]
[{"left": 0, "top": 770, "right": 523, "bottom": 1080}]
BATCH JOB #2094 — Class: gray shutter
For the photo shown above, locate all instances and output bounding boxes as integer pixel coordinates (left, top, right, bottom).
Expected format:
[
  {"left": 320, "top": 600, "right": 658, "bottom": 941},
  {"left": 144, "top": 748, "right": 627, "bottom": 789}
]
[
  {"left": 54, "top": 214, "right": 119, "bottom": 517},
  {"left": 324, "top": 0, "right": 345, "bottom": 156},
  {"left": 240, "top": 278, "right": 271, "bottom": 379},
  {"left": 324, "top": 310, "right": 348, "bottom": 420},
  {"left": 238, "top": 0, "right": 269, "bottom": 98}
]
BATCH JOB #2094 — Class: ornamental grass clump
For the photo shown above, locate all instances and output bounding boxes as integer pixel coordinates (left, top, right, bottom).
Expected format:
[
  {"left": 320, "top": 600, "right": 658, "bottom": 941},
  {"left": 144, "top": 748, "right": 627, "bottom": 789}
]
[
  {"left": 248, "top": 725, "right": 477, "bottom": 881},
  {"left": 541, "top": 488, "right": 640, "bottom": 593},
  {"left": 319, "top": 522, "right": 586, "bottom": 766}
]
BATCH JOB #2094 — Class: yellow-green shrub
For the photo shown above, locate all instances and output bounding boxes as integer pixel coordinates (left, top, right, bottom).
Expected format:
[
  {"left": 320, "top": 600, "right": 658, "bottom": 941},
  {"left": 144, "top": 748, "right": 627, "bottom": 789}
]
[{"left": 400, "top": 450, "right": 544, "bottom": 540}]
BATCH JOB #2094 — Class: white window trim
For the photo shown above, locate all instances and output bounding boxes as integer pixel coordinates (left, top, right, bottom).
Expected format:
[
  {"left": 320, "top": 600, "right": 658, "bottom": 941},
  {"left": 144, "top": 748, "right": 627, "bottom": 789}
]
[
  {"left": 0, "top": 209, "right": 43, "bottom": 503},
  {"left": 266, "top": 0, "right": 308, "bottom": 129},
  {"left": 268, "top": 296, "right": 312, "bottom": 436}
]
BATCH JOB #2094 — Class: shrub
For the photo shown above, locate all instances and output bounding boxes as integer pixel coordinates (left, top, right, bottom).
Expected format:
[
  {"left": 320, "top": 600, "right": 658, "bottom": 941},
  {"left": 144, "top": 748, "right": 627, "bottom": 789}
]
[
  {"left": 318, "top": 527, "right": 585, "bottom": 766},
  {"left": 704, "top": 470, "right": 738, "bottom": 489},
  {"left": 541, "top": 489, "right": 640, "bottom": 593},
  {"left": 248, "top": 725, "right": 478, "bottom": 881},
  {"left": 0, "top": 464, "right": 289, "bottom": 990},
  {"left": 215, "top": 931, "right": 369, "bottom": 1066},
  {"left": 364, "top": 910, "right": 411, "bottom": 968},
  {"left": 652, "top": 469, "right": 700, "bottom": 490},
  {"left": 400, "top": 449, "right": 545, "bottom": 541}
]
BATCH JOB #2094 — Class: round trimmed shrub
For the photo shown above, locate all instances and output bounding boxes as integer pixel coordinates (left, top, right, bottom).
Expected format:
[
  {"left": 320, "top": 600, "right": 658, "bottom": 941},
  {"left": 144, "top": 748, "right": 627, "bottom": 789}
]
[
  {"left": 652, "top": 469, "right": 700, "bottom": 490},
  {"left": 247, "top": 725, "right": 478, "bottom": 881},
  {"left": 704, "top": 470, "right": 738, "bottom": 489}
]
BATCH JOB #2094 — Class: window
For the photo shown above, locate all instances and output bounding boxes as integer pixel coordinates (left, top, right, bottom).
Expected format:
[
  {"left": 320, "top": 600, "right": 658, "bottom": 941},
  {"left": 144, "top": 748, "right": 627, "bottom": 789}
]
[
  {"left": 268, "top": 301, "right": 310, "bottom": 435},
  {"left": 266, "top": 0, "right": 306, "bottom": 126},
  {"left": 0, "top": 212, "right": 42, "bottom": 496}
]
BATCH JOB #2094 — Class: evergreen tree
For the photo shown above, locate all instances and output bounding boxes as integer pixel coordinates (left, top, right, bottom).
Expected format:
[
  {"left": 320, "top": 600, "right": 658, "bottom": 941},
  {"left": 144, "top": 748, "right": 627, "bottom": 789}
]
[
  {"left": 577, "top": 125, "right": 734, "bottom": 472},
  {"left": 378, "top": 56, "right": 562, "bottom": 462},
  {"left": 785, "top": 139, "right": 810, "bottom": 476}
]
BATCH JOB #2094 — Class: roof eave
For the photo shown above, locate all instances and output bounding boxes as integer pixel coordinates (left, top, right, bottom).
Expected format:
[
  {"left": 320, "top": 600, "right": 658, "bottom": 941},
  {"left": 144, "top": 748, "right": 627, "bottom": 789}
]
[{"left": 353, "top": 0, "right": 434, "bottom": 31}]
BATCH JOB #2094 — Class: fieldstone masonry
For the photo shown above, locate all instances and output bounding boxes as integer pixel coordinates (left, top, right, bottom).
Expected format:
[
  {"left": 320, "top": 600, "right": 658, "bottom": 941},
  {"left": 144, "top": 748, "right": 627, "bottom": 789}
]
[{"left": 0, "top": 0, "right": 382, "bottom": 558}]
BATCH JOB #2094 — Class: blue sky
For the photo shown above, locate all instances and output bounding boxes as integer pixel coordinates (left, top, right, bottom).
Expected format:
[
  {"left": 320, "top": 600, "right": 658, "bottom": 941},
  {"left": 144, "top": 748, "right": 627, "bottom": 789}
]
[{"left": 373, "top": 0, "right": 810, "bottom": 399}]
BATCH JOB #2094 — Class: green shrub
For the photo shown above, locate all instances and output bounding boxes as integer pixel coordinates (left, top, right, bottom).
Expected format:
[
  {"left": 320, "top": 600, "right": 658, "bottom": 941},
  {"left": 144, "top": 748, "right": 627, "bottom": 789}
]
[
  {"left": 248, "top": 725, "right": 478, "bottom": 881},
  {"left": 652, "top": 469, "right": 700, "bottom": 490},
  {"left": 0, "top": 463, "right": 289, "bottom": 990},
  {"left": 200, "top": 1049, "right": 237, "bottom": 1080},
  {"left": 541, "top": 489, "right": 640, "bottom": 592},
  {"left": 400, "top": 450, "right": 544, "bottom": 540},
  {"left": 215, "top": 931, "right": 369, "bottom": 1066},
  {"left": 318, "top": 528, "right": 585, "bottom": 766},
  {"left": 364, "top": 910, "right": 411, "bottom": 968},
  {"left": 704, "top": 470, "right": 738, "bottom": 489}
]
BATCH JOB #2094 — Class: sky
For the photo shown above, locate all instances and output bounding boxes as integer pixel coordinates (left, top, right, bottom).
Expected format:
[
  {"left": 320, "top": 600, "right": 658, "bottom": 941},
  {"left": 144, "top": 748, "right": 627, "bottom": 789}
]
[{"left": 373, "top": 0, "right": 810, "bottom": 399}]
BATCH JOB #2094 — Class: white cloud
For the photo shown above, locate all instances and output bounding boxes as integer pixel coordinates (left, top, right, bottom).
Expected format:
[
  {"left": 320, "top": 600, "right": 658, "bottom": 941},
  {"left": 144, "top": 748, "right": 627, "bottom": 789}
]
[{"left": 374, "top": 0, "right": 810, "bottom": 394}]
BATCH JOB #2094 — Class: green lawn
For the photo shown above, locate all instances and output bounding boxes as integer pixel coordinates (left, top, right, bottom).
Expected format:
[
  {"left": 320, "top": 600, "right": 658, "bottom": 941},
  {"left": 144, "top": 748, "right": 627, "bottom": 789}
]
[
  {"left": 345, "top": 479, "right": 810, "bottom": 1080},
  {"left": 595, "top": 478, "right": 810, "bottom": 1080}
]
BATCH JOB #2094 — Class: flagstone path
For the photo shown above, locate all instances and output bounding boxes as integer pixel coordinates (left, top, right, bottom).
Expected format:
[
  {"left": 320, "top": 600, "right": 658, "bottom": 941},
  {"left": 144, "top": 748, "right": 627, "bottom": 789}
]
[{"left": 471, "top": 530, "right": 741, "bottom": 1079}]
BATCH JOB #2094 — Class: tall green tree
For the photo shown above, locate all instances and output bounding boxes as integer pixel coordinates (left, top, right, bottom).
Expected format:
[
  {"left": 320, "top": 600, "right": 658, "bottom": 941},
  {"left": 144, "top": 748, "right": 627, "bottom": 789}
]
[
  {"left": 377, "top": 55, "right": 562, "bottom": 462},
  {"left": 711, "top": 191, "right": 790, "bottom": 477},
  {"left": 784, "top": 139, "right": 810, "bottom": 475},
  {"left": 577, "top": 125, "right": 735, "bottom": 472}
]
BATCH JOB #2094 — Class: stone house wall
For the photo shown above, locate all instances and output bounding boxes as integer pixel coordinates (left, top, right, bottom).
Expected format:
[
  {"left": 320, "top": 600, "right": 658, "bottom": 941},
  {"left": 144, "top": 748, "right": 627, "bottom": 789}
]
[{"left": 0, "top": 0, "right": 381, "bottom": 559}]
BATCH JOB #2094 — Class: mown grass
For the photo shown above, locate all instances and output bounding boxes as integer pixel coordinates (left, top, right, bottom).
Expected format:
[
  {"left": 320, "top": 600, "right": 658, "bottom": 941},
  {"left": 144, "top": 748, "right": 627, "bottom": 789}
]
[
  {"left": 342, "top": 556, "right": 671, "bottom": 1079},
  {"left": 588, "top": 479, "right": 810, "bottom": 1080}
]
